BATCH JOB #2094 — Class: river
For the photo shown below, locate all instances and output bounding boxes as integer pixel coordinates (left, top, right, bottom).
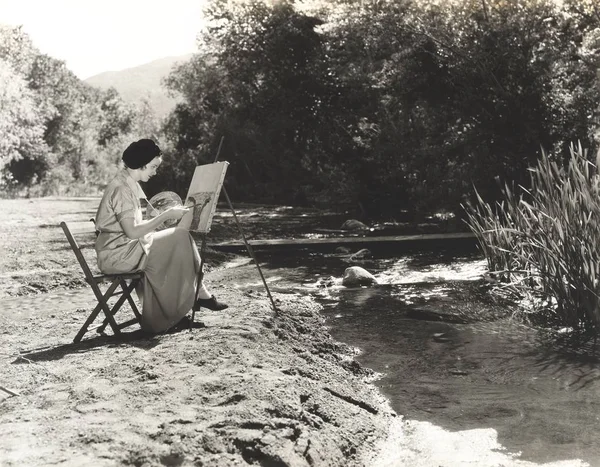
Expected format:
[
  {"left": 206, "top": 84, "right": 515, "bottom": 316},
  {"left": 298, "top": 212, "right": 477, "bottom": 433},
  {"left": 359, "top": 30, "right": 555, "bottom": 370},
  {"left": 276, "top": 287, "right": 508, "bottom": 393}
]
[{"left": 231, "top": 246, "right": 600, "bottom": 466}]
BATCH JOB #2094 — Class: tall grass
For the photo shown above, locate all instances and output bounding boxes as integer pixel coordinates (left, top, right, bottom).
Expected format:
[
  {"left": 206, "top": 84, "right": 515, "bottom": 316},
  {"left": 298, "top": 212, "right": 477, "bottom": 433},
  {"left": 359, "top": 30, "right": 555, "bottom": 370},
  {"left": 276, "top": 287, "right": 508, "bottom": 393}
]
[{"left": 464, "top": 143, "right": 600, "bottom": 335}]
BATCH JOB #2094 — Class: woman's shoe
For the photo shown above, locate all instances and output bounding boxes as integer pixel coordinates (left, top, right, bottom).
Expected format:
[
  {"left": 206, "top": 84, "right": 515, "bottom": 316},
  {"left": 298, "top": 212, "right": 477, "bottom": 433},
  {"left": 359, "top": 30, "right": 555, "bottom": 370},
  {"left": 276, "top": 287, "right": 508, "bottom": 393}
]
[{"left": 193, "top": 295, "right": 229, "bottom": 311}]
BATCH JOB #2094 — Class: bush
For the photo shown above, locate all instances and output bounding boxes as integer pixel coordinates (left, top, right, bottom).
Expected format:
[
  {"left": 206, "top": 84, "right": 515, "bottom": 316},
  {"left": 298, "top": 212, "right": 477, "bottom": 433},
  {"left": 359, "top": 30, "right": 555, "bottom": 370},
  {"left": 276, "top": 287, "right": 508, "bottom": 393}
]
[{"left": 464, "top": 143, "right": 600, "bottom": 335}]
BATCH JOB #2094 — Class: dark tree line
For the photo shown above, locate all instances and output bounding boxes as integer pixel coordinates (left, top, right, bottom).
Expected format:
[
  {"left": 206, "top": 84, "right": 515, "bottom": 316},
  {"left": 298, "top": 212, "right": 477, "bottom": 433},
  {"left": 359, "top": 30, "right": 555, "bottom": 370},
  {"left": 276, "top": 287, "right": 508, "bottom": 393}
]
[{"left": 155, "top": 0, "right": 600, "bottom": 220}]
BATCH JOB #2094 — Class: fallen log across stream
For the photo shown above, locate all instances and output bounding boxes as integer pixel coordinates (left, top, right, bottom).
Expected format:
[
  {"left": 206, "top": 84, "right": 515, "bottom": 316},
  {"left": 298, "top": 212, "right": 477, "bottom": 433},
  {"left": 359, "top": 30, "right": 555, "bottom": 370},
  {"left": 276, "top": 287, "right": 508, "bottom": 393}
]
[{"left": 209, "top": 232, "right": 477, "bottom": 254}]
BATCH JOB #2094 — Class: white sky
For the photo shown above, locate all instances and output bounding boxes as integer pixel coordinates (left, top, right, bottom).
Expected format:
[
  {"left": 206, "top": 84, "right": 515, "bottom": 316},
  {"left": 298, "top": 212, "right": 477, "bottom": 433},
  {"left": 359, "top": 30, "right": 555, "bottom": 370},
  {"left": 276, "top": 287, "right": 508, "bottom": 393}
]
[{"left": 0, "top": 0, "right": 207, "bottom": 79}]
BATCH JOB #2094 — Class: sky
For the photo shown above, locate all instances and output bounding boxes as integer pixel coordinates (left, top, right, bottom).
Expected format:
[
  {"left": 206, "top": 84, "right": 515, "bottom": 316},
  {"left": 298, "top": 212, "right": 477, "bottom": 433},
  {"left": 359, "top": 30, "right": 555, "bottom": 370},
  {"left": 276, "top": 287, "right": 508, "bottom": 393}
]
[{"left": 0, "top": 0, "right": 207, "bottom": 79}]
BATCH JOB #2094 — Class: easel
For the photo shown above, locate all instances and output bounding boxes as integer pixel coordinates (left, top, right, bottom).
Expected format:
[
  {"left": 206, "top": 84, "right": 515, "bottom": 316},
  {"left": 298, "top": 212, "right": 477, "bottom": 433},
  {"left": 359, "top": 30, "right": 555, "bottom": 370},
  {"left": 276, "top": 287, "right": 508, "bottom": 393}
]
[{"left": 191, "top": 137, "right": 279, "bottom": 327}]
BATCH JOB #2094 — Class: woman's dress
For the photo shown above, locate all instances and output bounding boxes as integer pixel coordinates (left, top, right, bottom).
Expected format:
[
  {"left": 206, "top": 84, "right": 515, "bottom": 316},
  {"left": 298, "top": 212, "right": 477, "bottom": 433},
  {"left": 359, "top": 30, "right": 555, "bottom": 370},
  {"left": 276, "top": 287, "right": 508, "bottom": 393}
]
[{"left": 94, "top": 169, "right": 199, "bottom": 332}]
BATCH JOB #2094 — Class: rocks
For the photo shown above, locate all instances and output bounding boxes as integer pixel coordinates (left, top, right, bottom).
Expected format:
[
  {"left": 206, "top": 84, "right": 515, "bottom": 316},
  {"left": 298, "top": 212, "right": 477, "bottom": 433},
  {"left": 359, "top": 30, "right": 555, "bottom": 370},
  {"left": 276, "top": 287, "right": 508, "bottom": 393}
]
[
  {"left": 335, "top": 247, "right": 372, "bottom": 261},
  {"left": 316, "top": 276, "right": 336, "bottom": 288},
  {"left": 349, "top": 248, "right": 372, "bottom": 261},
  {"left": 342, "top": 266, "right": 378, "bottom": 288},
  {"left": 341, "top": 219, "right": 369, "bottom": 231}
]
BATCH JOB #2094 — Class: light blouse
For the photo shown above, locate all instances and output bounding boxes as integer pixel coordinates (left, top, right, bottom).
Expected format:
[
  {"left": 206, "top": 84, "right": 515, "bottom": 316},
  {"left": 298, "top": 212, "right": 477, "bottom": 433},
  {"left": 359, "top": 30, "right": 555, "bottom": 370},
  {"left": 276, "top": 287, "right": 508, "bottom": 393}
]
[{"left": 94, "top": 169, "right": 153, "bottom": 274}]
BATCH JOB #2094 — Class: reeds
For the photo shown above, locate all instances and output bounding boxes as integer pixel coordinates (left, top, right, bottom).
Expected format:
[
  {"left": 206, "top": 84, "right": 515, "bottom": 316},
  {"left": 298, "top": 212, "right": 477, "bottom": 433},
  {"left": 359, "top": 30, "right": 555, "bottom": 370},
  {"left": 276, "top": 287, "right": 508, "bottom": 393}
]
[{"left": 464, "top": 143, "right": 600, "bottom": 335}]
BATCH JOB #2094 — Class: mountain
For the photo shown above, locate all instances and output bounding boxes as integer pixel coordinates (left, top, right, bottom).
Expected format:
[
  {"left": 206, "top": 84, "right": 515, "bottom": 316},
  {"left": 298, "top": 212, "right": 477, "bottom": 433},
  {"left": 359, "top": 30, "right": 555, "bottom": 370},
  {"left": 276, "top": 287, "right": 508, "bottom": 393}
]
[{"left": 85, "top": 54, "right": 193, "bottom": 119}]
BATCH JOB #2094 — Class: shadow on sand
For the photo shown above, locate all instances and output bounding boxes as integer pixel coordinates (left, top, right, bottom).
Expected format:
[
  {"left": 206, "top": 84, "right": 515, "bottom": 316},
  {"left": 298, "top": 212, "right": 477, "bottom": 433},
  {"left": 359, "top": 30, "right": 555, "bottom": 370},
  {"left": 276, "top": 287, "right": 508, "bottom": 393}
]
[{"left": 10, "top": 321, "right": 207, "bottom": 364}]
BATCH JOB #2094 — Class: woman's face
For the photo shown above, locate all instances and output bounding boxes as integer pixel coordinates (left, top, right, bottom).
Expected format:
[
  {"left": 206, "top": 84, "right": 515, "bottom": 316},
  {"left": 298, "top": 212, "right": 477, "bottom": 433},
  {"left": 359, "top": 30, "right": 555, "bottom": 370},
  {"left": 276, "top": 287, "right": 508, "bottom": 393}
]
[{"left": 139, "top": 156, "right": 162, "bottom": 182}]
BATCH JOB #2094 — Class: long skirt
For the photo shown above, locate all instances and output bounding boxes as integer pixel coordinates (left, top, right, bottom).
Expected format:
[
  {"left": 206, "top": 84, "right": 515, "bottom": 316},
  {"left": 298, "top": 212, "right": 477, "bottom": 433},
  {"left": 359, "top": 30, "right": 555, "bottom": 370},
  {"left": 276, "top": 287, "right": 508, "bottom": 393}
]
[{"left": 138, "top": 227, "right": 200, "bottom": 333}]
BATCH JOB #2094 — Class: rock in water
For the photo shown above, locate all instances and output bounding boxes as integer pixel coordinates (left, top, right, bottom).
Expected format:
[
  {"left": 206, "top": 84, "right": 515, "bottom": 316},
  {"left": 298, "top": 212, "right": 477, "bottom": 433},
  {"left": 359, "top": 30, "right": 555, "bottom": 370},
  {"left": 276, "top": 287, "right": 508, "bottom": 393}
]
[
  {"left": 341, "top": 219, "right": 368, "bottom": 231},
  {"left": 342, "top": 266, "right": 378, "bottom": 288},
  {"left": 349, "top": 248, "right": 372, "bottom": 261}
]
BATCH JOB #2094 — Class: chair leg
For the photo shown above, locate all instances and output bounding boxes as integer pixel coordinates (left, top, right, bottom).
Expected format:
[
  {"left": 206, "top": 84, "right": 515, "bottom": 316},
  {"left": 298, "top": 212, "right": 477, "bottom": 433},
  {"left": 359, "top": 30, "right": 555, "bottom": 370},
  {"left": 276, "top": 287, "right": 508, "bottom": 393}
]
[
  {"left": 117, "top": 318, "right": 140, "bottom": 330},
  {"left": 96, "top": 279, "right": 140, "bottom": 335},
  {"left": 74, "top": 280, "right": 121, "bottom": 343}
]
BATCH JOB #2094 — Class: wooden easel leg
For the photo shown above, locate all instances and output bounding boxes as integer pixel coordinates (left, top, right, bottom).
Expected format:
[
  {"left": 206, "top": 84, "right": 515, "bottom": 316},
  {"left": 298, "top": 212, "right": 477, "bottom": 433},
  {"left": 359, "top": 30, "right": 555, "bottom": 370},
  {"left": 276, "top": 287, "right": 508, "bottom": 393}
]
[
  {"left": 222, "top": 188, "right": 279, "bottom": 314},
  {"left": 191, "top": 234, "right": 207, "bottom": 329},
  {"left": 188, "top": 134, "right": 278, "bottom": 324}
]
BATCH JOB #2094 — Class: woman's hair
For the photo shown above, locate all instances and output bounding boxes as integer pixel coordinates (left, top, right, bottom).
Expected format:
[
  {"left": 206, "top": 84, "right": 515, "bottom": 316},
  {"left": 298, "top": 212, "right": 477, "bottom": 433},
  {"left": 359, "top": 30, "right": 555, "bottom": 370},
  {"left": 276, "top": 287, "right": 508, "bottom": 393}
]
[{"left": 122, "top": 139, "right": 162, "bottom": 169}]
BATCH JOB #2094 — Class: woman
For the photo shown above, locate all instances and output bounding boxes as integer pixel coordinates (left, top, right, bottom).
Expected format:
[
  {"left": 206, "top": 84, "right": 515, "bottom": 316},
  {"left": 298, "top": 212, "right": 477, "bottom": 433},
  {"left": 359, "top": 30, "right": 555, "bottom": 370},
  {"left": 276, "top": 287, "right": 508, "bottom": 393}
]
[{"left": 94, "top": 138, "right": 228, "bottom": 333}]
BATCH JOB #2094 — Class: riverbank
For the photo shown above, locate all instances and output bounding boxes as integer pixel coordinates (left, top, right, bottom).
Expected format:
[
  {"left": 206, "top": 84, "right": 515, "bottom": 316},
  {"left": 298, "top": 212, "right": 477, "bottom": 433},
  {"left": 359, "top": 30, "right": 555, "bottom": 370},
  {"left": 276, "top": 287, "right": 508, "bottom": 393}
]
[
  {"left": 0, "top": 197, "right": 395, "bottom": 465},
  {"left": 0, "top": 265, "right": 400, "bottom": 466},
  {"left": 0, "top": 197, "right": 591, "bottom": 466}
]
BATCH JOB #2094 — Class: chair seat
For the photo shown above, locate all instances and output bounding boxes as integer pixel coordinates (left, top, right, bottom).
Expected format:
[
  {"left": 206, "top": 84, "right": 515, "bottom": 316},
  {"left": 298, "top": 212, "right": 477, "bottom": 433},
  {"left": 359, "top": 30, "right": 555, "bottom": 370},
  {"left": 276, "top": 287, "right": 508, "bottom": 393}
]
[{"left": 88, "top": 271, "right": 144, "bottom": 284}]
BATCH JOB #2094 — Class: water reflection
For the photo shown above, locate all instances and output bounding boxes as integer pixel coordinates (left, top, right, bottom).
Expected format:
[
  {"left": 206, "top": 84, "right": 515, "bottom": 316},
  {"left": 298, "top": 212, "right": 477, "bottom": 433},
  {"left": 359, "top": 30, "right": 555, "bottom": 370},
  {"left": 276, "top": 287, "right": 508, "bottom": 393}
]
[{"left": 325, "top": 288, "right": 600, "bottom": 465}]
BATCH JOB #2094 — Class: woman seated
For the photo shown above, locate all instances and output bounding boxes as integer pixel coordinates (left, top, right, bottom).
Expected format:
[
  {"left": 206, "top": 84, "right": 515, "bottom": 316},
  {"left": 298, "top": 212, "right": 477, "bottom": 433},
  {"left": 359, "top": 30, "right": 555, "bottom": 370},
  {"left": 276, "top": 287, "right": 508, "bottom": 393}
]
[{"left": 94, "top": 138, "right": 227, "bottom": 333}]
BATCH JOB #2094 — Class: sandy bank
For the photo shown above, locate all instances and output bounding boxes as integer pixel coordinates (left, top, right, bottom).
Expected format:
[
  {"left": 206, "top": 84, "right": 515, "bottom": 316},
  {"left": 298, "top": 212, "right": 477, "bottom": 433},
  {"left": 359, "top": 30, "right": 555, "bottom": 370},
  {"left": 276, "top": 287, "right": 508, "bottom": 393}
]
[{"left": 0, "top": 263, "right": 399, "bottom": 466}]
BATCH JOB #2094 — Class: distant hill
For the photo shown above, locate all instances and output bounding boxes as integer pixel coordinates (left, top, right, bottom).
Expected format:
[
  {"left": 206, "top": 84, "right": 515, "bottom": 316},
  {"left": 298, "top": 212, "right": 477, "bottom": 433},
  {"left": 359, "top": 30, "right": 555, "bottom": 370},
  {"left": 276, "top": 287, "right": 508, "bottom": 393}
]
[{"left": 85, "top": 54, "right": 193, "bottom": 119}]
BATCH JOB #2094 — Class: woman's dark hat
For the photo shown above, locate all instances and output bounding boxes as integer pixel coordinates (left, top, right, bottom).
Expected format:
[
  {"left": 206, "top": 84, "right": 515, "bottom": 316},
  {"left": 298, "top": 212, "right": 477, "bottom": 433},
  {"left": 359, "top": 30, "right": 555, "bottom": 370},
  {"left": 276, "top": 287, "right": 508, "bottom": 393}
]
[{"left": 122, "top": 139, "right": 162, "bottom": 169}]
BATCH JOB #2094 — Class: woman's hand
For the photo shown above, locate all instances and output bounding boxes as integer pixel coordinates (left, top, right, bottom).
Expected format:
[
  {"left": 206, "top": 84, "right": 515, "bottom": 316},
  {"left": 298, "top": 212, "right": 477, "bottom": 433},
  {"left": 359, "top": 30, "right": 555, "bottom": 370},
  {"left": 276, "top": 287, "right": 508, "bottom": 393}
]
[
  {"left": 162, "top": 206, "right": 190, "bottom": 221},
  {"left": 147, "top": 206, "right": 159, "bottom": 219},
  {"left": 120, "top": 206, "right": 189, "bottom": 239}
]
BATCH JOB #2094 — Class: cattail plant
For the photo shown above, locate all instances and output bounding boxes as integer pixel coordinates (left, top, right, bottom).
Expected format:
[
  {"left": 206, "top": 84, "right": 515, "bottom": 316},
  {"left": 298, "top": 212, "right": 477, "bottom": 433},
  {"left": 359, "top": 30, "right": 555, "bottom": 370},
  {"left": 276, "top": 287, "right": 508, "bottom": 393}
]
[{"left": 464, "top": 143, "right": 600, "bottom": 335}]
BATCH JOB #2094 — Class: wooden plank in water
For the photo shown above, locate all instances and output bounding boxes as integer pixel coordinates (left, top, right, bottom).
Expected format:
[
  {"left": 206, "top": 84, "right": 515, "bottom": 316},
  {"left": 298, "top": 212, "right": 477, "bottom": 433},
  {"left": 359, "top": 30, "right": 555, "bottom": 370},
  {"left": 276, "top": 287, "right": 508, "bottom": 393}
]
[{"left": 209, "top": 232, "right": 477, "bottom": 252}]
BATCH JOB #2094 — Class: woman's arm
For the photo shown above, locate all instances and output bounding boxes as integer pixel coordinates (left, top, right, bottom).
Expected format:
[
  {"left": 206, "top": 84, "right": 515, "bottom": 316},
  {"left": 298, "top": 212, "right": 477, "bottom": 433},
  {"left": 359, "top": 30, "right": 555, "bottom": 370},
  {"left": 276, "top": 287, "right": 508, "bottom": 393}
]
[{"left": 120, "top": 206, "right": 189, "bottom": 239}]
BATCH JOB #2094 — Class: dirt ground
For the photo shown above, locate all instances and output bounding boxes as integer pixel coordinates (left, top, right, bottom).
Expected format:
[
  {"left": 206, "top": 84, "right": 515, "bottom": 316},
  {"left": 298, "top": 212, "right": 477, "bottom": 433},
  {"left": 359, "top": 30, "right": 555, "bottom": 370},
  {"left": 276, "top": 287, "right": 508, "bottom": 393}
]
[
  {"left": 0, "top": 197, "right": 398, "bottom": 466},
  {"left": 0, "top": 198, "right": 590, "bottom": 467}
]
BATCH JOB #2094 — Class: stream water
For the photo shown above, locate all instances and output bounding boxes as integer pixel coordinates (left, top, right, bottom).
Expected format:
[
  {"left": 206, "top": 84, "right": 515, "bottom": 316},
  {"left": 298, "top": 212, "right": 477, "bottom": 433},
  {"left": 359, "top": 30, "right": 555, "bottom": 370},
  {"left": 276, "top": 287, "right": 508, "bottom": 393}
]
[{"left": 233, "top": 247, "right": 600, "bottom": 466}]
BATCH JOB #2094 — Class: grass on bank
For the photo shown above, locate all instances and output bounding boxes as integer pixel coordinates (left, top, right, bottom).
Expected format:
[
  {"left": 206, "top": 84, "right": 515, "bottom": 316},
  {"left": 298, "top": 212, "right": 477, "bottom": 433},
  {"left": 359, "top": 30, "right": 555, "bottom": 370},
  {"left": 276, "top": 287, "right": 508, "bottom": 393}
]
[{"left": 464, "top": 143, "right": 600, "bottom": 337}]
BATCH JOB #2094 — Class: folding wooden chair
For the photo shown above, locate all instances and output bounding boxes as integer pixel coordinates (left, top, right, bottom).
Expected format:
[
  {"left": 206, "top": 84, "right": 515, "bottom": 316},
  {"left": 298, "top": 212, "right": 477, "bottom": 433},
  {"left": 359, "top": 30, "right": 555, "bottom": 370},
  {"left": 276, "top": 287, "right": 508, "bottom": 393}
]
[{"left": 60, "top": 221, "right": 143, "bottom": 343}]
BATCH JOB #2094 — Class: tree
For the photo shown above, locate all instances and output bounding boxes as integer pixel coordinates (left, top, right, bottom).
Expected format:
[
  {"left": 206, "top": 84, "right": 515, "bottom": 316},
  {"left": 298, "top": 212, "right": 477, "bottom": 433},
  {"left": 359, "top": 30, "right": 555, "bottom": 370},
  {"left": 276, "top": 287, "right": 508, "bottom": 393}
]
[
  {"left": 0, "top": 25, "right": 36, "bottom": 76},
  {"left": 97, "top": 87, "right": 137, "bottom": 146},
  {"left": 0, "top": 24, "right": 156, "bottom": 194},
  {"left": 0, "top": 58, "right": 49, "bottom": 187},
  {"left": 319, "top": 0, "right": 600, "bottom": 215},
  {"left": 161, "top": 0, "right": 600, "bottom": 218},
  {"left": 164, "top": 0, "right": 354, "bottom": 203}
]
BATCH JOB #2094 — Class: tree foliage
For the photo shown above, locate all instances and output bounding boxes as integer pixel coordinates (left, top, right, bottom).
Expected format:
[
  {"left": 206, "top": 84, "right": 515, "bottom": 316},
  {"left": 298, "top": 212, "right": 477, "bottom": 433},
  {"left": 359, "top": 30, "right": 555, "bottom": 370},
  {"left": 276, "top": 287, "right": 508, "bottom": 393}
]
[
  {"left": 0, "top": 24, "right": 154, "bottom": 196},
  {"left": 160, "top": 1, "right": 343, "bottom": 202},
  {"left": 0, "top": 58, "right": 49, "bottom": 186},
  {"left": 162, "top": 0, "right": 600, "bottom": 219}
]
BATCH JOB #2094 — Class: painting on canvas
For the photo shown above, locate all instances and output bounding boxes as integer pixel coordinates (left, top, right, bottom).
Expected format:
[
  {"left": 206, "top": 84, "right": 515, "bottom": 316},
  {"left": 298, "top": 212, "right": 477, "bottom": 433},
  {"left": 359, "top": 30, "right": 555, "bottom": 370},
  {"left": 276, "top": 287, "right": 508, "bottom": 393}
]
[{"left": 181, "top": 161, "right": 229, "bottom": 233}]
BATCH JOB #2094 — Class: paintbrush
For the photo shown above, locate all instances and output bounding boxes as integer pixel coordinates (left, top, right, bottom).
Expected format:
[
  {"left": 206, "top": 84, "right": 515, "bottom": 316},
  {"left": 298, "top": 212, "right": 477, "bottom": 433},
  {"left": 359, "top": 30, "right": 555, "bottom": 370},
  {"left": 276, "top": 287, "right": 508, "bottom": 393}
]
[
  {"left": 144, "top": 198, "right": 210, "bottom": 213},
  {"left": 184, "top": 200, "right": 211, "bottom": 209}
]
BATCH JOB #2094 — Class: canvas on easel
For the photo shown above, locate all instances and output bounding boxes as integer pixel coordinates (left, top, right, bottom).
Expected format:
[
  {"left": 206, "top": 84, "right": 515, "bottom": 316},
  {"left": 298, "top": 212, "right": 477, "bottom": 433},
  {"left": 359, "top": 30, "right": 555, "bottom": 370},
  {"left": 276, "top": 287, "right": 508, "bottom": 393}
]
[{"left": 181, "top": 161, "right": 229, "bottom": 233}]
